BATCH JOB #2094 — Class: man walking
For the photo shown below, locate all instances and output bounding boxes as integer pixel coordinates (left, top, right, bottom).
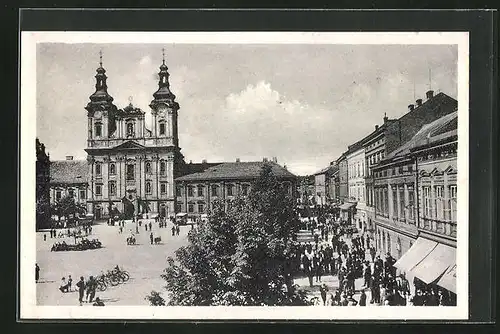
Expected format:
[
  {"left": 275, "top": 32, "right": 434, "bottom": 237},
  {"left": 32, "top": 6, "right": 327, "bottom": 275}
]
[
  {"left": 76, "top": 276, "right": 85, "bottom": 305},
  {"left": 35, "top": 264, "right": 40, "bottom": 283},
  {"left": 86, "top": 276, "right": 97, "bottom": 303},
  {"left": 150, "top": 232, "right": 154, "bottom": 245}
]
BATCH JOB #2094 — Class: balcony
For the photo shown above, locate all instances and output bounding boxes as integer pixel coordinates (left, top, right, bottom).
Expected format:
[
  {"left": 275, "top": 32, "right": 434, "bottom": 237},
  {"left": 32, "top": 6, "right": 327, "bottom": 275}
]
[{"left": 419, "top": 217, "right": 457, "bottom": 239}]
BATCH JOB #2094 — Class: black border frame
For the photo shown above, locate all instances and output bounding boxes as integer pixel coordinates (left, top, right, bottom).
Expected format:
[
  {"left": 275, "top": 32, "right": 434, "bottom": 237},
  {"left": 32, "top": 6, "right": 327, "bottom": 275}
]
[{"left": 11, "top": 8, "right": 497, "bottom": 325}]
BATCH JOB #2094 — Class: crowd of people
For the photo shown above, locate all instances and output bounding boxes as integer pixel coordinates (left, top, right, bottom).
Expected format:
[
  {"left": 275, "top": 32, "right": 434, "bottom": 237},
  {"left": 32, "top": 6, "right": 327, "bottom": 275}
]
[{"left": 292, "top": 214, "right": 456, "bottom": 307}]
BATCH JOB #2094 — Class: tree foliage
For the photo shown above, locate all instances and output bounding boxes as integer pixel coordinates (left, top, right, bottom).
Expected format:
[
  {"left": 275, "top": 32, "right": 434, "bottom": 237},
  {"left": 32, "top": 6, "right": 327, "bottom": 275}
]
[{"left": 159, "top": 164, "right": 307, "bottom": 306}]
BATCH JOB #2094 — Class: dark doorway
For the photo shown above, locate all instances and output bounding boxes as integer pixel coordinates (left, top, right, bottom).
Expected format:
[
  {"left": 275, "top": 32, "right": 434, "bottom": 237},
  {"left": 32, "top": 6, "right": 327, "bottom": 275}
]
[
  {"left": 95, "top": 207, "right": 102, "bottom": 220},
  {"left": 123, "top": 198, "right": 135, "bottom": 219},
  {"left": 160, "top": 206, "right": 166, "bottom": 218}
]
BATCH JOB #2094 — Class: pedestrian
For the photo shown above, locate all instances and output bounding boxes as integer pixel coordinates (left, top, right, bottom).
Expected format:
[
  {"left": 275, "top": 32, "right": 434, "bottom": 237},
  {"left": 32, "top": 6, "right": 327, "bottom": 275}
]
[
  {"left": 150, "top": 232, "right": 154, "bottom": 245},
  {"left": 369, "top": 247, "right": 376, "bottom": 263},
  {"left": 171, "top": 225, "right": 175, "bottom": 236},
  {"left": 145, "top": 224, "right": 148, "bottom": 232},
  {"left": 59, "top": 277, "right": 69, "bottom": 293},
  {"left": 68, "top": 275, "right": 73, "bottom": 292},
  {"left": 76, "top": 276, "right": 85, "bottom": 305},
  {"left": 35, "top": 263, "right": 40, "bottom": 283},
  {"left": 43, "top": 234, "right": 46, "bottom": 242},
  {"left": 149, "top": 222, "right": 152, "bottom": 231},
  {"left": 359, "top": 289, "right": 367, "bottom": 306},
  {"left": 176, "top": 224, "right": 180, "bottom": 236},
  {"left": 320, "top": 283, "right": 329, "bottom": 306},
  {"left": 86, "top": 276, "right": 97, "bottom": 303}
]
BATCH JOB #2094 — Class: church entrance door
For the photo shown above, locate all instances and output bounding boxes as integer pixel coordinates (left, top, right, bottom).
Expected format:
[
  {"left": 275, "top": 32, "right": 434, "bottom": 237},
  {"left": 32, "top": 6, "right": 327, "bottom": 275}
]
[{"left": 123, "top": 198, "right": 135, "bottom": 219}]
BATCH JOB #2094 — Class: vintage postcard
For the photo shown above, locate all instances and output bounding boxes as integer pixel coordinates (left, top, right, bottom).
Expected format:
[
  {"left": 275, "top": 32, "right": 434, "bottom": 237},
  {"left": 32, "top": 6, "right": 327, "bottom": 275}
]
[{"left": 20, "top": 31, "right": 469, "bottom": 320}]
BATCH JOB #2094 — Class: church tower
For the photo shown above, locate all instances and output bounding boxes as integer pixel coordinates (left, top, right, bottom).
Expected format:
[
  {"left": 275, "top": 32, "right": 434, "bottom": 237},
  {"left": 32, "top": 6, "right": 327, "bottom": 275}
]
[
  {"left": 149, "top": 48, "right": 180, "bottom": 148},
  {"left": 85, "top": 50, "right": 118, "bottom": 146}
]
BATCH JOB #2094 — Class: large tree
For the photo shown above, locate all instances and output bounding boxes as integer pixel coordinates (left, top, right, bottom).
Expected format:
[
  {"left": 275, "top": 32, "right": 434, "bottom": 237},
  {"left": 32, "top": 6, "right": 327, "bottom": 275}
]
[{"left": 155, "top": 164, "right": 307, "bottom": 306}]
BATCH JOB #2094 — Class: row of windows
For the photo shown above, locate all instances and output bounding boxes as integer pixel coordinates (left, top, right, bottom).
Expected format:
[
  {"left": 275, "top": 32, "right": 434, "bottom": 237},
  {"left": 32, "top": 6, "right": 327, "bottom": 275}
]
[
  {"left": 373, "top": 165, "right": 413, "bottom": 178},
  {"left": 55, "top": 189, "right": 86, "bottom": 201},
  {"left": 367, "top": 138, "right": 384, "bottom": 150},
  {"left": 94, "top": 181, "right": 169, "bottom": 196},
  {"left": 374, "top": 185, "right": 416, "bottom": 222},
  {"left": 422, "top": 185, "right": 457, "bottom": 222},
  {"left": 94, "top": 121, "right": 169, "bottom": 138},
  {"left": 95, "top": 161, "right": 169, "bottom": 179},
  {"left": 348, "top": 160, "right": 366, "bottom": 179},
  {"left": 178, "top": 184, "right": 252, "bottom": 197}
]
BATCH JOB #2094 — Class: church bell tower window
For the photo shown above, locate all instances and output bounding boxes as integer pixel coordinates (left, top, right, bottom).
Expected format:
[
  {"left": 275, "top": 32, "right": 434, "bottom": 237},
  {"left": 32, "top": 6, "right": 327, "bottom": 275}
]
[
  {"left": 95, "top": 122, "right": 102, "bottom": 137},
  {"left": 159, "top": 121, "right": 166, "bottom": 135},
  {"left": 127, "top": 122, "right": 135, "bottom": 137}
]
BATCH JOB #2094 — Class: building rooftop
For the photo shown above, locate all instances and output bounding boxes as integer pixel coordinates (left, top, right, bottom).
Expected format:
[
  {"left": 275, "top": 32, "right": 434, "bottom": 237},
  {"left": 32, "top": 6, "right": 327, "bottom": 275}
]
[
  {"left": 384, "top": 110, "right": 458, "bottom": 161},
  {"left": 50, "top": 160, "right": 89, "bottom": 185},
  {"left": 313, "top": 164, "right": 339, "bottom": 176},
  {"left": 175, "top": 161, "right": 296, "bottom": 182}
]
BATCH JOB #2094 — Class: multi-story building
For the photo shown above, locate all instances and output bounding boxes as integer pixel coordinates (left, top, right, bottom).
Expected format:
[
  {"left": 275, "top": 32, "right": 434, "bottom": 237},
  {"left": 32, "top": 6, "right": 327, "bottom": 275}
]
[
  {"left": 346, "top": 142, "right": 368, "bottom": 231},
  {"left": 327, "top": 163, "right": 340, "bottom": 204},
  {"left": 174, "top": 160, "right": 297, "bottom": 218},
  {"left": 373, "top": 111, "right": 457, "bottom": 295},
  {"left": 313, "top": 164, "right": 338, "bottom": 206},
  {"left": 297, "top": 175, "right": 315, "bottom": 207},
  {"left": 363, "top": 90, "right": 457, "bottom": 241},
  {"left": 336, "top": 152, "right": 349, "bottom": 202},
  {"left": 83, "top": 53, "right": 184, "bottom": 220}
]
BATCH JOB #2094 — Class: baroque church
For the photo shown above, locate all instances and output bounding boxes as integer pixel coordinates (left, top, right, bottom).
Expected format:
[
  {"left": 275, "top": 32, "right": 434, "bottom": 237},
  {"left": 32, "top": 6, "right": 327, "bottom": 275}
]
[
  {"left": 83, "top": 51, "right": 184, "bottom": 219},
  {"left": 47, "top": 50, "right": 297, "bottom": 222}
]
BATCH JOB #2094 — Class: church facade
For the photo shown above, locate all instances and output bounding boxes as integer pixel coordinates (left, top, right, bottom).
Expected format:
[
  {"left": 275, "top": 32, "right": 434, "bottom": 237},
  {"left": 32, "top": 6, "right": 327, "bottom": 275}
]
[{"left": 83, "top": 53, "right": 184, "bottom": 220}]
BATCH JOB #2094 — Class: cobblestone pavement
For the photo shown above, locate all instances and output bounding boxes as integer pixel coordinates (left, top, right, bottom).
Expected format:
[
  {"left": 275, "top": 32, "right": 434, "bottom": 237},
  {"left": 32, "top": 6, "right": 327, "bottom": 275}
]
[{"left": 36, "top": 221, "right": 189, "bottom": 306}]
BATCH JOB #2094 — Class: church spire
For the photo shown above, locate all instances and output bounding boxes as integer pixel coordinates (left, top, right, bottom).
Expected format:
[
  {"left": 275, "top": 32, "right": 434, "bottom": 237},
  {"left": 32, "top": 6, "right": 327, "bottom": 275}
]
[
  {"left": 86, "top": 49, "right": 115, "bottom": 114},
  {"left": 150, "top": 48, "right": 177, "bottom": 108}
]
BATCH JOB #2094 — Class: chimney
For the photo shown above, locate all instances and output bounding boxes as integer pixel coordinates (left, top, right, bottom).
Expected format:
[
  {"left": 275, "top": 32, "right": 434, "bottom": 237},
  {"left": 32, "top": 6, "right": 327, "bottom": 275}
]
[
  {"left": 283, "top": 164, "right": 287, "bottom": 170},
  {"left": 202, "top": 159, "right": 207, "bottom": 164},
  {"left": 236, "top": 158, "right": 240, "bottom": 163},
  {"left": 65, "top": 156, "right": 73, "bottom": 160},
  {"left": 408, "top": 104, "right": 415, "bottom": 112},
  {"left": 189, "top": 160, "right": 192, "bottom": 164},
  {"left": 426, "top": 90, "right": 434, "bottom": 100},
  {"left": 416, "top": 99, "right": 422, "bottom": 106},
  {"left": 375, "top": 125, "right": 379, "bottom": 130}
]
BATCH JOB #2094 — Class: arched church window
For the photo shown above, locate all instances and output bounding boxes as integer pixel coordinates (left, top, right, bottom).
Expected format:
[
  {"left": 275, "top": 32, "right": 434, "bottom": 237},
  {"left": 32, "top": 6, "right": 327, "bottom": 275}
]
[
  {"left": 95, "top": 122, "right": 102, "bottom": 137},
  {"left": 127, "top": 122, "right": 135, "bottom": 137},
  {"left": 160, "top": 161, "right": 166, "bottom": 176},
  {"left": 159, "top": 121, "right": 166, "bottom": 135},
  {"left": 95, "top": 162, "right": 102, "bottom": 176},
  {"left": 126, "top": 164, "right": 135, "bottom": 180},
  {"left": 145, "top": 162, "right": 151, "bottom": 174},
  {"left": 109, "top": 163, "right": 116, "bottom": 175}
]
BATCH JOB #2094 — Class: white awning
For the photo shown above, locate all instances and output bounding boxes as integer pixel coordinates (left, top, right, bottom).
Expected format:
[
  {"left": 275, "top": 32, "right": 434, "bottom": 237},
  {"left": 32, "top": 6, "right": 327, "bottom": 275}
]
[
  {"left": 394, "top": 237, "right": 437, "bottom": 273},
  {"left": 409, "top": 243, "right": 456, "bottom": 284},
  {"left": 436, "top": 263, "right": 457, "bottom": 293}
]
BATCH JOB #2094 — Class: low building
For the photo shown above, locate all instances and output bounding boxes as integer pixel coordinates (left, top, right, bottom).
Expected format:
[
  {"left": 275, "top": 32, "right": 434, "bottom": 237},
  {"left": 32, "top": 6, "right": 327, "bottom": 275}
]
[
  {"left": 336, "top": 152, "right": 349, "bottom": 202},
  {"left": 174, "top": 161, "right": 297, "bottom": 218},
  {"left": 49, "top": 156, "right": 89, "bottom": 215}
]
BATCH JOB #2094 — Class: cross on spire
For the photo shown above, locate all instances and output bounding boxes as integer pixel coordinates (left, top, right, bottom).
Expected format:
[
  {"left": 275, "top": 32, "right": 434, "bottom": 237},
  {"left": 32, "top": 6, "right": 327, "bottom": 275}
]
[
  {"left": 99, "top": 49, "right": 103, "bottom": 67},
  {"left": 162, "top": 48, "right": 165, "bottom": 65},
  {"left": 128, "top": 96, "right": 133, "bottom": 104}
]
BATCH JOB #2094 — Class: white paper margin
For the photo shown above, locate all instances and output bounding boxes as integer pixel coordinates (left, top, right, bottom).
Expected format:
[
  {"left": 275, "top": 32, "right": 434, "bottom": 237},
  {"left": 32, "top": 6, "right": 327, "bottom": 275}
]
[{"left": 20, "top": 31, "right": 469, "bottom": 320}]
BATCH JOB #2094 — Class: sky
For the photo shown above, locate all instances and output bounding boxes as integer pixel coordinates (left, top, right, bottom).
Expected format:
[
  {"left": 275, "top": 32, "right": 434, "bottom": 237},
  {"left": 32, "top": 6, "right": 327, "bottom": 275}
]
[{"left": 36, "top": 43, "right": 457, "bottom": 176}]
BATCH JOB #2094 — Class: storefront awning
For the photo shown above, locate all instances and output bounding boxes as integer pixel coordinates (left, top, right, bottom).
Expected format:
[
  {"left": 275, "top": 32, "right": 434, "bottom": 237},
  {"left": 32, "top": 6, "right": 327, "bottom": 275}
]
[
  {"left": 436, "top": 263, "right": 457, "bottom": 293},
  {"left": 394, "top": 237, "right": 437, "bottom": 273},
  {"left": 339, "top": 203, "right": 356, "bottom": 210},
  {"left": 409, "top": 243, "right": 456, "bottom": 285}
]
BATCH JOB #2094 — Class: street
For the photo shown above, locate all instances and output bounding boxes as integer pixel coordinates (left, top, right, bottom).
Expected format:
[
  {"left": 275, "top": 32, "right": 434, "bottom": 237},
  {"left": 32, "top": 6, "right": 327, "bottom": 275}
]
[{"left": 36, "top": 220, "right": 189, "bottom": 306}]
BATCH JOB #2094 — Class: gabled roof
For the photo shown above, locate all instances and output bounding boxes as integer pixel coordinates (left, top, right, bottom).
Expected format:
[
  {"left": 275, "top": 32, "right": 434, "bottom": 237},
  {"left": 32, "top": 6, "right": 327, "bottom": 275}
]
[
  {"left": 385, "top": 111, "right": 458, "bottom": 161},
  {"left": 50, "top": 160, "right": 88, "bottom": 185},
  {"left": 112, "top": 140, "right": 146, "bottom": 150},
  {"left": 313, "top": 164, "right": 339, "bottom": 176},
  {"left": 175, "top": 161, "right": 296, "bottom": 182}
]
